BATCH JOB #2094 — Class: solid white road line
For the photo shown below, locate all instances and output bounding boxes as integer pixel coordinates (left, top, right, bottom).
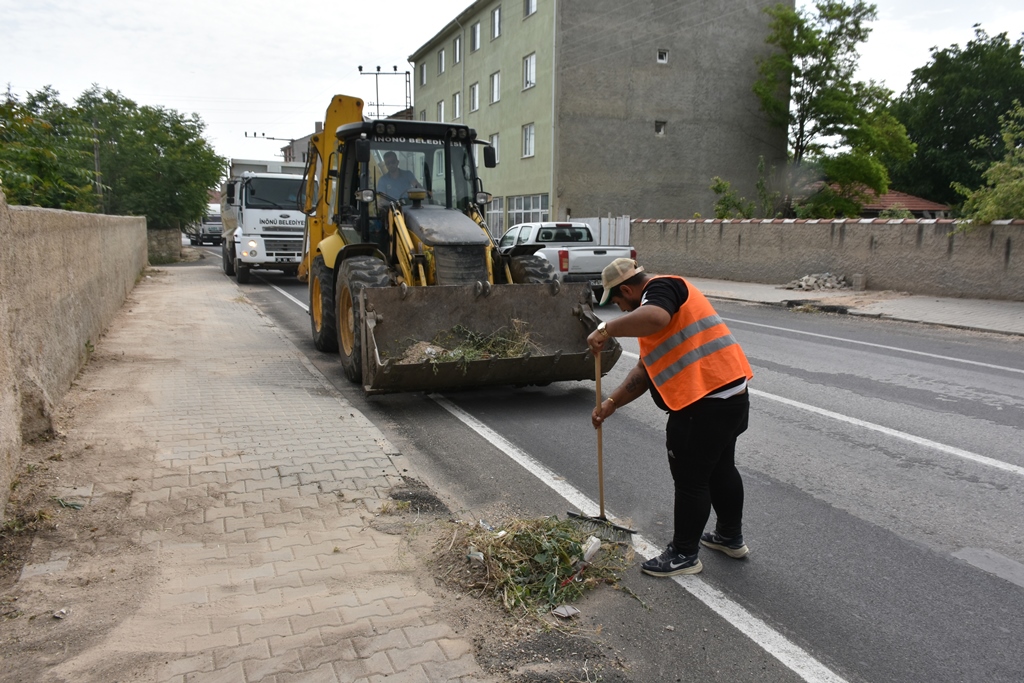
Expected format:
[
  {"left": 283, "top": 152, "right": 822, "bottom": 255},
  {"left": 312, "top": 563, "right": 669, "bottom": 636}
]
[
  {"left": 207, "top": 246, "right": 307, "bottom": 311},
  {"left": 722, "top": 317, "right": 1024, "bottom": 375},
  {"left": 750, "top": 388, "right": 1024, "bottom": 478},
  {"left": 430, "top": 394, "right": 850, "bottom": 683},
  {"left": 619, "top": 351, "right": 1024, "bottom": 478},
  {"left": 269, "top": 283, "right": 308, "bottom": 312}
]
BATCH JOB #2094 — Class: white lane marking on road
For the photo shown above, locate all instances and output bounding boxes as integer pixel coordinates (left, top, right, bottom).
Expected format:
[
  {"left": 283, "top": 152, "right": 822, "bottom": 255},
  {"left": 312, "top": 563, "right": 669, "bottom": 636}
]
[
  {"left": 269, "top": 284, "right": 308, "bottom": 312},
  {"left": 750, "top": 389, "right": 1024, "bottom": 477},
  {"left": 618, "top": 351, "right": 1024, "bottom": 478},
  {"left": 430, "top": 394, "right": 850, "bottom": 683},
  {"left": 722, "top": 317, "right": 1024, "bottom": 375},
  {"left": 951, "top": 548, "right": 1024, "bottom": 589}
]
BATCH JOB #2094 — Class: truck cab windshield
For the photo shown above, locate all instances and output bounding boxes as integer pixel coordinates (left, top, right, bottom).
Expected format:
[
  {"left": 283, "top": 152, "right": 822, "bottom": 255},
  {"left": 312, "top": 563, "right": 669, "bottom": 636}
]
[
  {"left": 370, "top": 139, "right": 475, "bottom": 210},
  {"left": 245, "top": 177, "right": 302, "bottom": 210}
]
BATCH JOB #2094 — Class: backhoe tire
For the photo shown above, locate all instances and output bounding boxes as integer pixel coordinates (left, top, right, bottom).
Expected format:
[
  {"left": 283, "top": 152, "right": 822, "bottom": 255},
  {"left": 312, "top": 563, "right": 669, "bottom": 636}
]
[
  {"left": 310, "top": 255, "right": 338, "bottom": 353},
  {"left": 222, "top": 243, "right": 235, "bottom": 276},
  {"left": 336, "top": 256, "right": 390, "bottom": 384},
  {"left": 236, "top": 262, "right": 251, "bottom": 284},
  {"left": 510, "top": 254, "right": 558, "bottom": 284}
]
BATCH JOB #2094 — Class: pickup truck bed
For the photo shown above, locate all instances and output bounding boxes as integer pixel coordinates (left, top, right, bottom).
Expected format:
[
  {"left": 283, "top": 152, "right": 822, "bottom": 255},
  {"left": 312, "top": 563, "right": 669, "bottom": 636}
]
[{"left": 497, "top": 222, "right": 635, "bottom": 293}]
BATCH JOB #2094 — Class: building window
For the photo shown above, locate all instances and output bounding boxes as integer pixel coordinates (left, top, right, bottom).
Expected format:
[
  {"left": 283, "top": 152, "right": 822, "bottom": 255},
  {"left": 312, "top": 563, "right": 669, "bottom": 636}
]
[
  {"left": 437, "top": 100, "right": 445, "bottom": 122},
  {"left": 522, "top": 123, "right": 535, "bottom": 158},
  {"left": 470, "top": 22, "right": 481, "bottom": 51},
  {"left": 491, "top": 6, "right": 501, "bottom": 39},
  {"left": 470, "top": 82, "right": 480, "bottom": 112},
  {"left": 655, "top": 120, "right": 667, "bottom": 136},
  {"left": 523, "top": 53, "right": 536, "bottom": 89},
  {"left": 453, "top": 35, "right": 462, "bottom": 64},
  {"left": 657, "top": 49, "right": 669, "bottom": 64},
  {"left": 420, "top": 110, "right": 426, "bottom": 121},
  {"left": 489, "top": 133, "right": 500, "bottom": 164},
  {"left": 453, "top": 92, "right": 461, "bottom": 120},
  {"left": 487, "top": 196, "right": 505, "bottom": 236},
  {"left": 524, "top": 0, "right": 537, "bottom": 17},
  {"left": 508, "top": 194, "right": 548, "bottom": 224},
  {"left": 438, "top": 48, "right": 446, "bottom": 74},
  {"left": 490, "top": 71, "right": 501, "bottom": 103},
  {"left": 420, "top": 63, "right": 427, "bottom": 85}
]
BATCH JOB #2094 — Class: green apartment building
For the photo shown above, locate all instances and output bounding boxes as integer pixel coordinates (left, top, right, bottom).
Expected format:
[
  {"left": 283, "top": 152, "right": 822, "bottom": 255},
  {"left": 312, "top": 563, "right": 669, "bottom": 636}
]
[{"left": 409, "top": 0, "right": 789, "bottom": 234}]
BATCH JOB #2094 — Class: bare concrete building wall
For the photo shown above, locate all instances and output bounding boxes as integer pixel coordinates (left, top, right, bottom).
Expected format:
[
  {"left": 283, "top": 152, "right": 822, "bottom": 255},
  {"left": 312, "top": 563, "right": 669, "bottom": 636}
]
[
  {"left": 631, "top": 218, "right": 1024, "bottom": 300},
  {"left": 555, "top": 0, "right": 788, "bottom": 220},
  {"left": 0, "top": 190, "right": 147, "bottom": 514}
]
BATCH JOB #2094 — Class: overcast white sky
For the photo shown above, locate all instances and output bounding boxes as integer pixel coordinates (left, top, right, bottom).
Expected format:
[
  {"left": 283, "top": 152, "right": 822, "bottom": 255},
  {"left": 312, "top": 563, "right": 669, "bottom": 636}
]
[{"left": 3, "top": 0, "right": 1023, "bottom": 164}]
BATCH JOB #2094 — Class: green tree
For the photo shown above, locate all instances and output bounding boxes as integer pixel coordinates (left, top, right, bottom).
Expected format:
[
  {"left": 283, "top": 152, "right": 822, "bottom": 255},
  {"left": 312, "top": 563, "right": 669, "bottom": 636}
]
[
  {"left": 0, "top": 86, "right": 97, "bottom": 210},
  {"left": 710, "top": 176, "right": 755, "bottom": 219},
  {"left": 889, "top": 28, "right": 1024, "bottom": 207},
  {"left": 954, "top": 100, "right": 1024, "bottom": 222},
  {"left": 76, "top": 87, "right": 225, "bottom": 230},
  {"left": 711, "top": 157, "right": 783, "bottom": 219},
  {"left": 753, "top": 1, "right": 914, "bottom": 217}
]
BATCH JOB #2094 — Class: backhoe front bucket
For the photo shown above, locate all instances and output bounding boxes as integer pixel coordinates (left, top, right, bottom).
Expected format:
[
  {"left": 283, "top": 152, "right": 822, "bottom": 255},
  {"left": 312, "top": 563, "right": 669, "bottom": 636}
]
[{"left": 359, "top": 282, "right": 621, "bottom": 394}]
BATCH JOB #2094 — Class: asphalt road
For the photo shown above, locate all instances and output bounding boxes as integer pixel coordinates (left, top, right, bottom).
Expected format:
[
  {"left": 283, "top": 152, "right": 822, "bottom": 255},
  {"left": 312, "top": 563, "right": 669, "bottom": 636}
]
[{"left": 205, "top": 249, "right": 1024, "bottom": 683}]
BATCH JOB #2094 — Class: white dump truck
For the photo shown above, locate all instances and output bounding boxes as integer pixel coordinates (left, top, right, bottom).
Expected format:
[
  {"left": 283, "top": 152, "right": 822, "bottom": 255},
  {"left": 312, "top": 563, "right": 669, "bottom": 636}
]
[
  {"left": 185, "top": 202, "right": 223, "bottom": 246},
  {"left": 221, "top": 159, "right": 307, "bottom": 284}
]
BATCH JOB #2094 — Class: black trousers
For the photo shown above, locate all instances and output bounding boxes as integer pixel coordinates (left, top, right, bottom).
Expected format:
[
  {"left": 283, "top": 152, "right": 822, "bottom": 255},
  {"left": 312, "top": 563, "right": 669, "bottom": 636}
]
[{"left": 665, "top": 391, "right": 750, "bottom": 555}]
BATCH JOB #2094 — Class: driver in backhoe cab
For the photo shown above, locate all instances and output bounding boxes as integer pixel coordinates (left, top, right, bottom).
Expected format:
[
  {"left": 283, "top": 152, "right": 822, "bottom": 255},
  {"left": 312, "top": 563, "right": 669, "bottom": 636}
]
[{"left": 376, "top": 151, "right": 422, "bottom": 203}]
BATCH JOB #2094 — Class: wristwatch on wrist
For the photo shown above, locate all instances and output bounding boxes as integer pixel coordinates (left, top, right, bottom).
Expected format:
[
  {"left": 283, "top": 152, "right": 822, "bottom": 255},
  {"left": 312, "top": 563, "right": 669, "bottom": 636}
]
[{"left": 597, "top": 321, "right": 610, "bottom": 338}]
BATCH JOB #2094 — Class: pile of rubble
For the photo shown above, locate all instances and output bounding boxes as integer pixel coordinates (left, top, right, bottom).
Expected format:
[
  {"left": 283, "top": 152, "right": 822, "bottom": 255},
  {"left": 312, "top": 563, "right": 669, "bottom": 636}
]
[{"left": 784, "top": 272, "right": 850, "bottom": 290}]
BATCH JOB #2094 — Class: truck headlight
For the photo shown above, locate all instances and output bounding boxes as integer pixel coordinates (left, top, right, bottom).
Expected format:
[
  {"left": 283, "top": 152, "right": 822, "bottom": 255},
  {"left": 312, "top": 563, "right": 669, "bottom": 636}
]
[{"left": 247, "top": 240, "right": 258, "bottom": 248}]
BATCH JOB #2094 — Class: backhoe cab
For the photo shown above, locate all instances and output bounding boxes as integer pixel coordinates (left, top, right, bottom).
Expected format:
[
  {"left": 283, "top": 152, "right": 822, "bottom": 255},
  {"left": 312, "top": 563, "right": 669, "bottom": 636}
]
[{"left": 298, "top": 95, "right": 619, "bottom": 394}]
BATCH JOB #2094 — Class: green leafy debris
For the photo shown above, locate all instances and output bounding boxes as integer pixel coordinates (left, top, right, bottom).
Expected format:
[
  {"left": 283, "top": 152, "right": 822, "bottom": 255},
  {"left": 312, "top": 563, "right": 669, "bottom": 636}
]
[{"left": 434, "top": 517, "right": 632, "bottom": 616}]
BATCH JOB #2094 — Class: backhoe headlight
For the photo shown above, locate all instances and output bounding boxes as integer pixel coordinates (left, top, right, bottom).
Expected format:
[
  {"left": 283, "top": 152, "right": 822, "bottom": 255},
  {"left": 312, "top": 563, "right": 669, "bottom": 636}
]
[{"left": 358, "top": 189, "right": 375, "bottom": 203}]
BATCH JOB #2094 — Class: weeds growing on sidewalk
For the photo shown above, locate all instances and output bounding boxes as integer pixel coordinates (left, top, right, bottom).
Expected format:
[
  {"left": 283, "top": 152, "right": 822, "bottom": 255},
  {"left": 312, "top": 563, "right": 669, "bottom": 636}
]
[{"left": 433, "top": 516, "right": 632, "bottom": 617}]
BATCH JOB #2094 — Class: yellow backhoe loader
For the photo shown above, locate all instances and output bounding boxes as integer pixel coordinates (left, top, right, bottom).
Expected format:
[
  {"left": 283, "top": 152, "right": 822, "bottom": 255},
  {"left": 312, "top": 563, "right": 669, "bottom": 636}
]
[{"left": 297, "top": 94, "right": 620, "bottom": 394}]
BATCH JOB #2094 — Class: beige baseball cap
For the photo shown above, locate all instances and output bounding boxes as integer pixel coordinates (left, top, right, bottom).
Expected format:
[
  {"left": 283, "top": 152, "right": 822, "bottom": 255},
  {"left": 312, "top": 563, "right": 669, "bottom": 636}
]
[{"left": 599, "top": 258, "right": 644, "bottom": 305}]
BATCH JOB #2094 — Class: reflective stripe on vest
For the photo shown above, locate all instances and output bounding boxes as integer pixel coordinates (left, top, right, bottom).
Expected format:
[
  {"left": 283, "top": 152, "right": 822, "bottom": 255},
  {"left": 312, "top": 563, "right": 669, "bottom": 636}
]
[{"left": 639, "top": 276, "right": 753, "bottom": 410}]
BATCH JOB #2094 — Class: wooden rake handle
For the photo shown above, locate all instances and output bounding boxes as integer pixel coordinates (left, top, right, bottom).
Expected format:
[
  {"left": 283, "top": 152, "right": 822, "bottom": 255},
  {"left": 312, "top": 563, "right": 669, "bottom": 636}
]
[{"left": 595, "top": 352, "right": 605, "bottom": 518}]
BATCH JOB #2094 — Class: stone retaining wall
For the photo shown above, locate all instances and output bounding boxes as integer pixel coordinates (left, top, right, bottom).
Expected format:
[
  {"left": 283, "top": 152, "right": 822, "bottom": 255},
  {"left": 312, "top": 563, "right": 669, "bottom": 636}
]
[
  {"left": 630, "top": 218, "right": 1024, "bottom": 301},
  {"left": 0, "top": 190, "right": 147, "bottom": 514}
]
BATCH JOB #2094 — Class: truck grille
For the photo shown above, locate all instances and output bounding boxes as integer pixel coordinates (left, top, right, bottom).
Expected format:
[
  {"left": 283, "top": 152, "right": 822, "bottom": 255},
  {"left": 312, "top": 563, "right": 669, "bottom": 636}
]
[
  {"left": 433, "top": 245, "right": 488, "bottom": 285},
  {"left": 265, "top": 239, "right": 302, "bottom": 253}
]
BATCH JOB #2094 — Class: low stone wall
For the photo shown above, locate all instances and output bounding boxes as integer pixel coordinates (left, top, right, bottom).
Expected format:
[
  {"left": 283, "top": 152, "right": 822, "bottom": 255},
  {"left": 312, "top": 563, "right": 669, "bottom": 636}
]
[
  {"left": 630, "top": 218, "right": 1024, "bottom": 301},
  {"left": 0, "top": 191, "right": 147, "bottom": 514},
  {"left": 148, "top": 227, "right": 183, "bottom": 264}
]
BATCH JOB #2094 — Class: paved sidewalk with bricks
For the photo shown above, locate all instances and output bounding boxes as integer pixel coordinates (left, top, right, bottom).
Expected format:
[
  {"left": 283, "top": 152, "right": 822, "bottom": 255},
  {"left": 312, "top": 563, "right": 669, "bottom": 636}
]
[{"left": 21, "top": 263, "right": 499, "bottom": 683}]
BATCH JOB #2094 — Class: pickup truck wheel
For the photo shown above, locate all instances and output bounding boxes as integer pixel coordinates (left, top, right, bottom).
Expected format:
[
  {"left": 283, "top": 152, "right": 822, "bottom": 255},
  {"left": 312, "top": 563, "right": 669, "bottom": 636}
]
[
  {"left": 336, "top": 257, "right": 390, "bottom": 384},
  {"left": 236, "top": 262, "right": 251, "bottom": 284},
  {"left": 510, "top": 254, "right": 557, "bottom": 284},
  {"left": 310, "top": 255, "right": 338, "bottom": 353},
  {"left": 222, "top": 244, "right": 235, "bottom": 276}
]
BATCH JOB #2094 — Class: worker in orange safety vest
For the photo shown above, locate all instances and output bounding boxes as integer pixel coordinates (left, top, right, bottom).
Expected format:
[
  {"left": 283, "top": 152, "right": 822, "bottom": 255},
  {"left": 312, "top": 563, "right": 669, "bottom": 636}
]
[{"left": 587, "top": 258, "right": 754, "bottom": 577}]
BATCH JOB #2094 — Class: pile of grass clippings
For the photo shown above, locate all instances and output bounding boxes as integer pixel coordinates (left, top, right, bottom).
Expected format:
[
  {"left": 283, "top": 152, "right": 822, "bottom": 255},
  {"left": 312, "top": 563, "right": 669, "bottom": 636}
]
[
  {"left": 434, "top": 516, "right": 632, "bottom": 616},
  {"left": 392, "top": 320, "right": 541, "bottom": 367}
]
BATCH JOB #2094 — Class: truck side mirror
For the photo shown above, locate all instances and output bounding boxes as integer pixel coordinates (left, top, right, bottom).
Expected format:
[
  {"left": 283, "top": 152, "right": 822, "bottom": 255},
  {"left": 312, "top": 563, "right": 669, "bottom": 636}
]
[
  {"left": 225, "top": 183, "right": 236, "bottom": 205},
  {"left": 355, "top": 139, "right": 371, "bottom": 163},
  {"left": 483, "top": 146, "right": 496, "bottom": 168}
]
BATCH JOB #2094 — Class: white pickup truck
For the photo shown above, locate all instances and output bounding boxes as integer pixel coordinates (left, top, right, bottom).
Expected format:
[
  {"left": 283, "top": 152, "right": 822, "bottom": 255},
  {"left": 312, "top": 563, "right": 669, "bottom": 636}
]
[{"left": 497, "top": 222, "right": 635, "bottom": 298}]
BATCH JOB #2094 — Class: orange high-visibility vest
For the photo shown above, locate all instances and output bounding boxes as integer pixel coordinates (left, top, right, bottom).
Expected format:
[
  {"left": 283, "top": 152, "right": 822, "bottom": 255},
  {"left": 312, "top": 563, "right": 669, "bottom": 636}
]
[{"left": 639, "top": 276, "right": 753, "bottom": 411}]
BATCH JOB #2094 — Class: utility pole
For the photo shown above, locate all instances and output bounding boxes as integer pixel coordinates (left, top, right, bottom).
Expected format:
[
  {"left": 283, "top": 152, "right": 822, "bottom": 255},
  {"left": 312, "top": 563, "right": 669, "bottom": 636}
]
[{"left": 358, "top": 65, "right": 412, "bottom": 118}]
